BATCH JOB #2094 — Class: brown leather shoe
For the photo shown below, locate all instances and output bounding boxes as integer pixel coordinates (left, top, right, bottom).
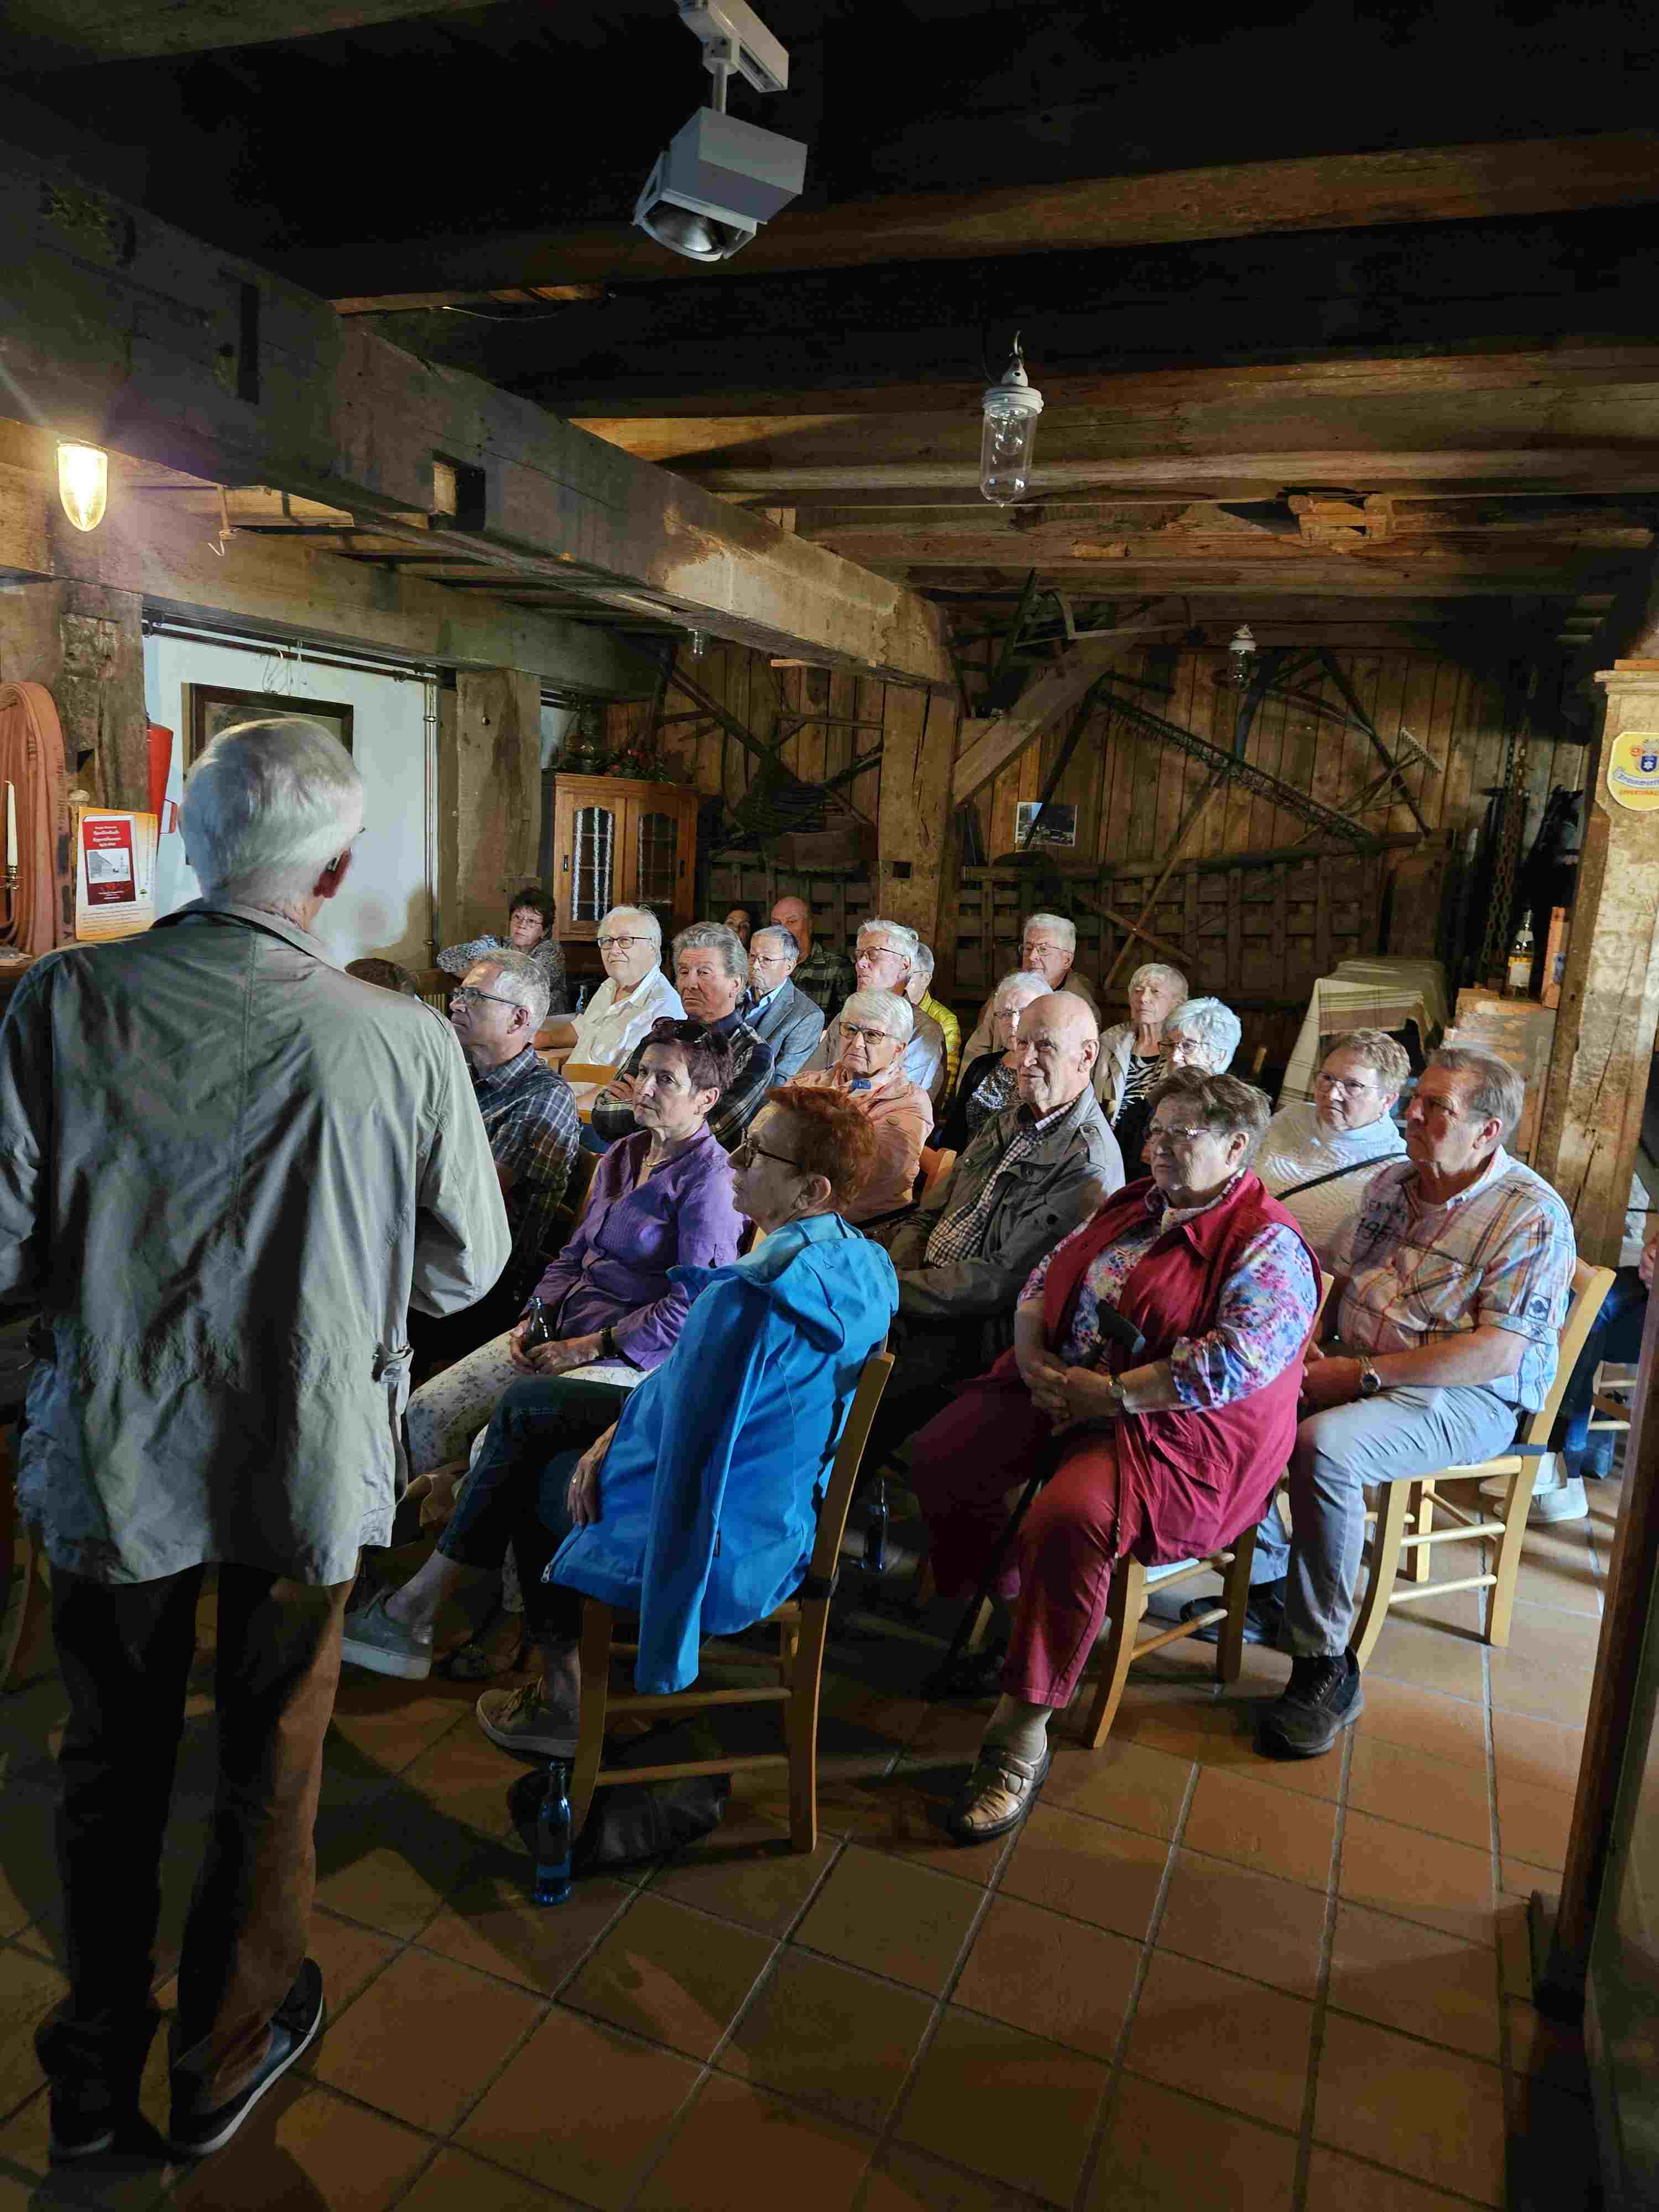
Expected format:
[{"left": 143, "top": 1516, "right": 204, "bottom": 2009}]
[{"left": 945, "top": 1741, "right": 1051, "bottom": 1844}]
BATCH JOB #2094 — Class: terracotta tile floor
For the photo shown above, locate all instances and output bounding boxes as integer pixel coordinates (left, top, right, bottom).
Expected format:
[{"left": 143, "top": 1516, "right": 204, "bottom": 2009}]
[{"left": 0, "top": 1474, "right": 1616, "bottom": 2210}]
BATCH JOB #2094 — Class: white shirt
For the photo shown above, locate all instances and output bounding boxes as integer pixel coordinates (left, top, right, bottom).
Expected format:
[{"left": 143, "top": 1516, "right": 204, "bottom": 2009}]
[
  {"left": 1253, "top": 1099, "right": 1406, "bottom": 1267},
  {"left": 568, "top": 966, "right": 685, "bottom": 1068}
]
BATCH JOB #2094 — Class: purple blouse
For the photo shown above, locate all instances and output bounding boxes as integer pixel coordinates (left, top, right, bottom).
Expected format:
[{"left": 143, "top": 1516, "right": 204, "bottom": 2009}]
[{"left": 529, "top": 1123, "right": 743, "bottom": 1370}]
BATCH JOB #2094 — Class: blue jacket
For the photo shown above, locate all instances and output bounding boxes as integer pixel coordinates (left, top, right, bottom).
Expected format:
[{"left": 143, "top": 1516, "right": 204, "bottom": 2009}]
[{"left": 549, "top": 1212, "right": 898, "bottom": 1692}]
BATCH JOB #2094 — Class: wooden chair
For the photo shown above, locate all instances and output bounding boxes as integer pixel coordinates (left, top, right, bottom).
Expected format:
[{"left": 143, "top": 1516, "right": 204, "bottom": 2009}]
[
  {"left": 1350, "top": 1258, "right": 1616, "bottom": 1665},
  {"left": 1076, "top": 1526, "right": 1261, "bottom": 1747},
  {"left": 567, "top": 1345, "right": 894, "bottom": 1854}
]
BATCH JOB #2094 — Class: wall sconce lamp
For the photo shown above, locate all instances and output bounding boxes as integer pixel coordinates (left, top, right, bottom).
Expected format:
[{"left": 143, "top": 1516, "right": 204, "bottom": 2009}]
[
  {"left": 980, "top": 336, "right": 1044, "bottom": 506},
  {"left": 57, "top": 442, "right": 108, "bottom": 533}
]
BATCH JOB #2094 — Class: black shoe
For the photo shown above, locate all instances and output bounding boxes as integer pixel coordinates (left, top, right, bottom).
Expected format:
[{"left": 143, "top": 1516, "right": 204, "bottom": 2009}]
[
  {"left": 168, "top": 1959, "right": 325, "bottom": 2158},
  {"left": 1179, "top": 1578, "right": 1287, "bottom": 1648},
  {"left": 48, "top": 2083, "right": 121, "bottom": 2160},
  {"left": 1256, "top": 1651, "right": 1364, "bottom": 1760}
]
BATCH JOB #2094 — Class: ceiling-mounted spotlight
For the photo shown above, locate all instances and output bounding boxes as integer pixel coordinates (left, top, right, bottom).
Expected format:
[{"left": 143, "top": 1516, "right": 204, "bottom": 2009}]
[
  {"left": 1227, "top": 623, "right": 1259, "bottom": 689},
  {"left": 634, "top": 0, "right": 807, "bottom": 264},
  {"left": 57, "top": 440, "right": 108, "bottom": 532},
  {"left": 980, "top": 336, "right": 1044, "bottom": 505}
]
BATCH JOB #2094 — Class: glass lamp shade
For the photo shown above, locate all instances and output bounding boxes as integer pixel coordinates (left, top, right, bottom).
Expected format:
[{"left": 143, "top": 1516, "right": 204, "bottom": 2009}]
[
  {"left": 979, "top": 382, "right": 1043, "bottom": 506},
  {"left": 57, "top": 442, "right": 108, "bottom": 532}
]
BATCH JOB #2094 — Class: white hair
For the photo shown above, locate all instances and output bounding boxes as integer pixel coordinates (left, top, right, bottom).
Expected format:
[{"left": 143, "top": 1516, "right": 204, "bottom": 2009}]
[
  {"left": 911, "top": 941, "right": 936, "bottom": 983},
  {"left": 1023, "top": 911, "right": 1077, "bottom": 953},
  {"left": 842, "top": 987, "right": 915, "bottom": 1041},
  {"left": 470, "top": 946, "right": 551, "bottom": 1029},
  {"left": 601, "top": 904, "right": 662, "bottom": 950},
  {"left": 180, "top": 716, "right": 363, "bottom": 911},
  {"left": 858, "top": 917, "right": 920, "bottom": 964},
  {"left": 751, "top": 925, "right": 799, "bottom": 963},
  {"left": 992, "top": 969, "right": 1052, "bottom": 1012},
  {"left": 673, "top": 919, "right": 748, "bottom": 985},
  {"left": 1130, "top": 961, "right": 1188, "bottom": 1000}
]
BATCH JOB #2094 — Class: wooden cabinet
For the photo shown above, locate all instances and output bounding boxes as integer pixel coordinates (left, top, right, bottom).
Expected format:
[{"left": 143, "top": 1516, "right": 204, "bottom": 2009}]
[{"left": 550, "top": 775, "right": 699, "bottom": 944}]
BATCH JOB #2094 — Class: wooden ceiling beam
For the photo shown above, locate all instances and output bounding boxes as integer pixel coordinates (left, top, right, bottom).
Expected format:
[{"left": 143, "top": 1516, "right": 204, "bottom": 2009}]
[
  {"left": 0, "top": 135, "right": 952, "bottom": 690},
  {"left": 11, "top": 0, "right": 499, "bottom": 64},
  {"left": 292, "top": 131, "right": 1659, "bottom": 306}
]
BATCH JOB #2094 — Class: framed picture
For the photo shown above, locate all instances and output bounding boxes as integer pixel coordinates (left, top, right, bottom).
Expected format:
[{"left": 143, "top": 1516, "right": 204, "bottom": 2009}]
[
  {"left": 1015, "top": 799, "right": 1078, "bottom": 848},
  {"left": 184, "top": 684, "right": 354, "bottom": 765}
]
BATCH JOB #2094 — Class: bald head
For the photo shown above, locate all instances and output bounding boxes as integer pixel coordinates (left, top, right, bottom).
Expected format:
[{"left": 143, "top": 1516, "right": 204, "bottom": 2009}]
[
  {"left": 770, "top": 895, "right": 812, "bottom": 956},
  {"left": 1011, "top": 990, "right": 1099, "bottom": 1117}
]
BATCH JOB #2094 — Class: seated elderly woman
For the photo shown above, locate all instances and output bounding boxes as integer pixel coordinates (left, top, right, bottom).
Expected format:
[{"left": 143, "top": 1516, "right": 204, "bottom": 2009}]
[
  {"left": 439, "top": 882, "right": 568, "bottom": 1014},
  {"left": 907, "top": 1070, "right": 1319, "bottom": 1841},
  {"left": 1110, "top": 994, "right": 1241, "bottom": 1177},
  {"left": 341, "top": 1018, "right": 744, "bottom": 1680},
  {"left": 457, "top": 1086, "right": 897, "bottom": 1755},
  {"left": 792, "top": 987, "right": 933, "bottom": 1222},
  {"left": 1095, "top": 962, "right": 1188, "bottom": 1123},
  {"left": 937, "top": 970, "right": 1052, "bottom": 1153}
]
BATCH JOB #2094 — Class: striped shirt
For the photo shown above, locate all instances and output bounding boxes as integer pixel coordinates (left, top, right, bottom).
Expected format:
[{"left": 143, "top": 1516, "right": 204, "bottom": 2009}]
[
  {"left": 1331, "top": 1146, "right": 1575, "bottom": 1411},
  {"left": 470, "top": 1045, "right": 580, "bottom": 1311}
]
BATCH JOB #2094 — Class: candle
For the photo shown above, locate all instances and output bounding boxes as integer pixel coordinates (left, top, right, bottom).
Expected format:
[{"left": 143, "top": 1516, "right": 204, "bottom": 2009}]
[{"left": 5, "top": 784, "right": 15, "bottom": 872}]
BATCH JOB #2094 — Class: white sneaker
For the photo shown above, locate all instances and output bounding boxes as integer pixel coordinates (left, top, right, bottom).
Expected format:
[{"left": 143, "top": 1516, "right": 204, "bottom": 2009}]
[{"left": 1480, "top": 1455, "right": 1589, "bottom": 1527}]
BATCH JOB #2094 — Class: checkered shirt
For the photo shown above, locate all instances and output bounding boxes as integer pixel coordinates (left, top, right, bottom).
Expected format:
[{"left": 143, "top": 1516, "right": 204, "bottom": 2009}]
[
  {"left": 591, "top": 1012, "right": 775, "bottom": 1152},
  {"left": 924, "top": 1103, "right": 1068, "bottom": 1267},
  {"left": 793, "top": 942, "right": 856, "bottom": 1014},
  {"left": 470, "top": 1045, "right": 580, "bottom": 1310},
  {"left": 1331, "top": 1146, "right": 1577, "bottom": 1411}
]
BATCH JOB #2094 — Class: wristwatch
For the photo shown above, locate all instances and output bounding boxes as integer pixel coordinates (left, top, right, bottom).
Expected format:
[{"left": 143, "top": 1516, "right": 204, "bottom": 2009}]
[{"left": 1357, "top": 1355, "right": 1382, "bottom": 1399}]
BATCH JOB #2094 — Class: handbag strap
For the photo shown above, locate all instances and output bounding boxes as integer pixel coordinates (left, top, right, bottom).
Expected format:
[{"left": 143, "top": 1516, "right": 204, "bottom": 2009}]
[{"left": 1276, "top": 1155, "right": 1387, "bottom": 1201}]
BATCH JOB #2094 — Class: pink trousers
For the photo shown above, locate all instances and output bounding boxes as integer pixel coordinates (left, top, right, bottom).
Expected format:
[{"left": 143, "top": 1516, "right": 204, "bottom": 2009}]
[{"left": 907, "top": 1379, "right": 1144, "bottom": 1709}]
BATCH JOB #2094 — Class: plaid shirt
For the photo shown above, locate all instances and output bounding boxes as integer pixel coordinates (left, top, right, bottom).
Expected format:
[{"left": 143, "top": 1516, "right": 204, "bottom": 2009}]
[
  {"left": 471, "top": 1045, "right": 580, "bottom": 1311},
  {"left": 920, "top": 990, "right": 962, "bottom": 1094},
  {"left": 438, "top": 932, "right": 570, "bottom": 1015},
  {"left": 1332, "top": 1146, "right": 1576, "bottom": 1411},
  {"left": 591, "top": 1009, "right": 775, "bottom": 1152},
  {"left": 793, "top": 942, "right": 855, "bottom": 1014},
  {"left": 925, "top": 1100, "right": 1071, "bottom": 1266}
]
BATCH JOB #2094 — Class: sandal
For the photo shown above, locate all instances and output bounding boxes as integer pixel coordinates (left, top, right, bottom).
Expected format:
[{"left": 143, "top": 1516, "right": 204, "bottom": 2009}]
[{"left": 945, "top": 1740, "right": 1051, "bottom": 1844}]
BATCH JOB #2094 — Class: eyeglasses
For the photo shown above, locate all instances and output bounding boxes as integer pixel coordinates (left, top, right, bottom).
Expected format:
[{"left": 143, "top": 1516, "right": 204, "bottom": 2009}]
[
  {"left": 450, "top": 985, "right": 524, "bottom": 1013},
  {"left": 750, "top": 950, "right": 792, "bottom": 966},
  {"left": 1314, "top": 1073, "right": 1377, "bottom": 1097},
  {"left": 841, "top": 1022, "right": 896, "bottom": 1045},
  {"left": 732, "top": 1136, "right": 805, "bottom": 1172},
  {"left": 1146, "top": 1123, "right": 1215, "bottom": 1147},
  {"left": 597, "top": 935, "right": 651, "bottom": 951}
]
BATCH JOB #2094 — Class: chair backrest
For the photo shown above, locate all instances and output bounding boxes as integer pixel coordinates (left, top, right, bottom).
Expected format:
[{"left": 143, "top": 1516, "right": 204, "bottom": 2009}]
[
  {"left": 807, "top": 1346, "right": 895, "bottom": 1583},
  {"left": 563, "top": 1061, "right": 620, "bottom": 1088},
  {"left": 1519, "top": 1258, "right": 1616, "bottom": 1452},
  {"left": 917, "top": 1146, "right": 956, "bottom": 1204}
]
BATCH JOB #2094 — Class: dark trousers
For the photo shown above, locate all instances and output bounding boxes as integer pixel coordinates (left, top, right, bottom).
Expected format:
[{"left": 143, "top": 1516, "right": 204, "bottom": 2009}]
[
  {"left": 37, "top": 1564, "right": 351, "bottom": 2115},
  {"left": 439, "top": 1374, "right": 627, "bottom": 1641},
  {"left": 866, "top": 1316, "right": 989, "bottom": 1472},
  {"left": 1552, "top": 1264, "right": 1648, "bottom": 1473}
]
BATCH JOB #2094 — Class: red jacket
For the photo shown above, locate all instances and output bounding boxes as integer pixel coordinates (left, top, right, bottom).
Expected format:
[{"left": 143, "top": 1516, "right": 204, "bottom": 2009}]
[{"left": 989, "top": 1172, "right": 1319, "bottom": 1564}]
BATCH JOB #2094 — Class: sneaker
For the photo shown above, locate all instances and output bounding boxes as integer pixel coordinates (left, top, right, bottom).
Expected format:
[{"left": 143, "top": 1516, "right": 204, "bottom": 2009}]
[
  {"left": 48, "top": 2084, "right": 120, "bottom": 2160},
  {"left": 476, "top": 1681, "right": 580, "bottom": 1761},
  {"left": 1179, "top": 1577, "right": 1286, "bottom": 1648},
  {"left": 1480, "top": 1457, "right": 1589, "bottom": 1528},
  {"left": 1256, "top": 1651, "right": 1364, "bottom": 1760},
  {"left": 169, "top": 1959, "right": 324, "bottom": 2158},
  {"left": 340, "top": 1592, "right": 432, "bottom": 1681}
]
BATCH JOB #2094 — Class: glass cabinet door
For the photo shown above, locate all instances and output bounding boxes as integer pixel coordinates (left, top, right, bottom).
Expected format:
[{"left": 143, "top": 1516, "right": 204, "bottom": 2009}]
[
  {"left": 635, "top": 807, "right": 679, "bottom": 916},
  {"left": 570, "top": 804, "right": 615, "bottom": 926}
]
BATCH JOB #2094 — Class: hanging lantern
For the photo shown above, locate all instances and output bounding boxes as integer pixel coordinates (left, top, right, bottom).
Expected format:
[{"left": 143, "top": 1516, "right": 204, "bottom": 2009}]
[
  {"left": 979, "top": 336, "right": 1044, "bottom": 506},
  {"left": 56, "top": 442, "right": 108, "bottom": 533},
  {"left": 1227, "top": 623, "right": 1258, "bottom": 690}
]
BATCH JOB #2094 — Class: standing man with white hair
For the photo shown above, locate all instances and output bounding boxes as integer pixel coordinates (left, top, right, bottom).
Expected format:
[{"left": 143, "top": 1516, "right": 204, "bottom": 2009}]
[
  {"left": 959, "top": 910, "right": 1100, "bottom": 1066},
  {"left": 543, "top": 905, "right": 683, "bottom": 1067},
  {"left": 0, "top": 718, "right": 508, "bottom": 2158},
  {"left": 807, "top": 917, "right": 948, "bottom": 1103}
]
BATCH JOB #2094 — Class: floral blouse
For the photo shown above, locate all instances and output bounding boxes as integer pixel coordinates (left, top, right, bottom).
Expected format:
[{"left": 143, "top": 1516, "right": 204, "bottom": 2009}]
[{"left": 1021, "top": 1178, "right": 1318, "bottom": 1410}]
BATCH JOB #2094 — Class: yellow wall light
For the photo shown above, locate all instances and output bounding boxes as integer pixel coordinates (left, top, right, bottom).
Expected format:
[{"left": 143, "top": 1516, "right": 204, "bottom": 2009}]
[{"left": 57, "top": 441, "right": 108, "bottom": 532}]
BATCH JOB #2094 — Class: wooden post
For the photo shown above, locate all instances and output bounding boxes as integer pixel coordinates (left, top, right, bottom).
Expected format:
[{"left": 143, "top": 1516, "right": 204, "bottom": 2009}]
[
  {"left": 442, "top": 669, "right": 542, "bottom": 948},
  {"left": 1534, "top": 666, "right": 1659, "bottom": 1264},
  {"left": 875, "top": 688, "right": 960, "bottom": 948}
]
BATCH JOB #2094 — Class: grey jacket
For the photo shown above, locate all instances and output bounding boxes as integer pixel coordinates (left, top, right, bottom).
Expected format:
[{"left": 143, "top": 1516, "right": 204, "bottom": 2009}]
[
  {"left": 744, "top": 979, "right": 825, "bottom": 1081},
  {"left": 886, "top": 1081, "right": 1124, "bottom": 1358},
  {"left": 0, "top": 902, "right": 510, "bottom": 1586}
]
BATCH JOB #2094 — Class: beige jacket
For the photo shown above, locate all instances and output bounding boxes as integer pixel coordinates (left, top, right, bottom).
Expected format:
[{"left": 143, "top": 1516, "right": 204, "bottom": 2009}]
[{"left": 0, "top": 902, "right": 510, "bottom": 1585}]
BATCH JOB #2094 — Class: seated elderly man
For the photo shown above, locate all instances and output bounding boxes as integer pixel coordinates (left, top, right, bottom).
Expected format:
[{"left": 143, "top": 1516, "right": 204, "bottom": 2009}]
[
  {"left": 809, "top": 919, "right": 948, "bottom": 1103},
  {"left": 1096, "top": 962, "right": 1188, "bottom": 1120},
  {"left": 440, "top": 883, "right": 568, "bottom": 1015},
  {"left": 793, "top": 988, "right": 933, "bottom": 1223},
  {"left": 589, "top": 921, "right": 773, "bottom": 1150},
  {"left": 771, "top": 893, "right": 854, "bottom": 1014},
  {"left": 869, "top": 992, "right": 1124, "bottom": 1459},
  {"left": 906, "top": 942, "right": 962, "bottom": 1098},
  {"left": 961, "top": 911, "right": 1101, "bottom": 1065},
  {"left": 1255, "top": 1046, "right": 1575, "bottom": 1761},
  {"left": 1112, "top": 995, "right": 1241, "bottom": 1177},
  {"left": 938, "top": 971, "right": 1051, "bottom": 1153},
  {"left": 744, "top": 922, "right": 826, "bottom": 1079},
  {"left": 410, "top": 947, "right": 578, "bottom": 1373},
  {"left": 542, "top": 905, "right": 684, "bottom": 1067}
]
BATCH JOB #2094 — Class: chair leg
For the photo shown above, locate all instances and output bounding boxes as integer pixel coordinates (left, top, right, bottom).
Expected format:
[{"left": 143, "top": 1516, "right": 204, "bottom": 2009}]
[
  {"left": 1215, "top": 1524, "right": 1258, "bottom": 1686},
  {"left": 1407, "top": 1480, "right": 1435, "bottom": 1582},
  {"left": 1080, "top": 1556, "right": 1145, "bottom": 1749},
  {"left": 787, "top": 1598, "right": 831, "bottom": 1854},
  {"left": 1486, "top": 1465, "right": 1540, "bottom": 1649},
  {"left": 569, "top": 1600, "right": 615, "bottom": 1841},
  {"left": 1350, "top": 1482, "right": 1412, "bottom": 1670}
]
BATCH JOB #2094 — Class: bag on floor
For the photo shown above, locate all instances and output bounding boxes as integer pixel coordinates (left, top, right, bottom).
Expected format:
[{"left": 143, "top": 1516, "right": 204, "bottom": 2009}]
[{"left": 508, "top": 1716, "right": 729, "bottom": 1873}]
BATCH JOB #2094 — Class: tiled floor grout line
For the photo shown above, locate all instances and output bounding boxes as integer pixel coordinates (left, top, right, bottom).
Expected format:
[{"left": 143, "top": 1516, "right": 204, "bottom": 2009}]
[
  {"left": 1068, "top": 1756, "right": 1200, "bottom": 2212},
  {"left": 1290, "top": 1724, "right": 1353, "bottom": 2212}
]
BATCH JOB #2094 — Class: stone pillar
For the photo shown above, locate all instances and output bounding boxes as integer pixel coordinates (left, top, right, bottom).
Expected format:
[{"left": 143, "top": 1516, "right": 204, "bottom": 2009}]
[
  {"left": 1534, "top": 665, "right": 1659, "bottom": 1264},
  {"left": 439, "top": 668, "right": 541, "bottom": 950}
]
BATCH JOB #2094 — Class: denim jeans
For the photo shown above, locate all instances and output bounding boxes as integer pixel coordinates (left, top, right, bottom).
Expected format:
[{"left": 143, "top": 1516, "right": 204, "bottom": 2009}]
[
  {"left": 1283, "top": 1384, "right": 1521, "bottom": 1658},
  {"left": 1551, "top": 1265, "right": 1646, "bottom": 1474}
]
